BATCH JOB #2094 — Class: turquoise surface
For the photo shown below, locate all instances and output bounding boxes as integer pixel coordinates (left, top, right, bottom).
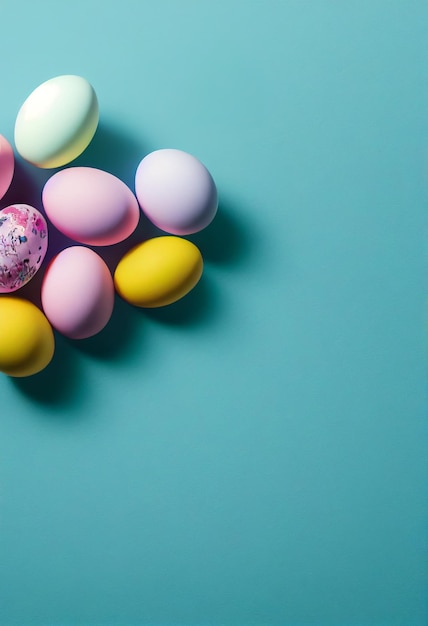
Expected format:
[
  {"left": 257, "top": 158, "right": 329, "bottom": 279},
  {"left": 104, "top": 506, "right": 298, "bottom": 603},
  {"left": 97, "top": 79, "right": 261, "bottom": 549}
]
[{"left": 0, "top": 1, "right": 427, "bottom": 625}]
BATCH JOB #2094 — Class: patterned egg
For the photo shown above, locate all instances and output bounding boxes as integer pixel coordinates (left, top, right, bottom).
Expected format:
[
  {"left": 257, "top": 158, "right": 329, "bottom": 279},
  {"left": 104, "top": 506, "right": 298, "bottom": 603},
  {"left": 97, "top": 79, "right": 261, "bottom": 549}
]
[
  {"left": 0, "top": 134, "right": 14, "bottom": 201},
  {"left": 41, "top": 246, "right": 115, "bottom": 339},
  {"left": 114, "top": 236, "right": 203, "bottom": 307},
  {"left": 0, "top": 204, "right": 48, "bottom": 293}
]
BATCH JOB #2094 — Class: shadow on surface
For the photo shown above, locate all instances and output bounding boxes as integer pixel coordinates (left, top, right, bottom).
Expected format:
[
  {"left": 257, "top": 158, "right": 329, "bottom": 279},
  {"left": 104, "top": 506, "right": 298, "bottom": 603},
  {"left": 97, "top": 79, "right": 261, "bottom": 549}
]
[
  {"left": 188, "top": 199, "right": 253, "bottom": 267},
  {"left": 69, "top": 295, "right": 144, "bottom": 361},
  {"left": 10, "top": 333, "right": 81, "bottom": 407},
  {"left": 93, "top": 210, "right": 161, "bottom": 274},
  {"left": 73, "top": 119, "right": 149, "bottom": 189},
  {"left": 142, "top": 272, "right": 219, "bottom": 328},
  {"left": 0, "top": 158, "right": 51, "bottom": 212}
]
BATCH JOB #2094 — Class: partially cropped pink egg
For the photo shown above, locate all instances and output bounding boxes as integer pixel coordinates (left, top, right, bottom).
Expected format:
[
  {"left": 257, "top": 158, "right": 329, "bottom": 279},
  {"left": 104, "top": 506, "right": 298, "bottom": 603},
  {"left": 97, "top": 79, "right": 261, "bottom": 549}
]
[
  {"left": 42, "top": 166, "right": 140, "bottom": 246},
  {"left": 0, "top": 204, "right": 48, "bottom": 293},
  {"left": 41, "top": 246, "right": 114, "bottom": 339},
  {"left": 0, "top": 135, "right": 15, "bottom": 201}
]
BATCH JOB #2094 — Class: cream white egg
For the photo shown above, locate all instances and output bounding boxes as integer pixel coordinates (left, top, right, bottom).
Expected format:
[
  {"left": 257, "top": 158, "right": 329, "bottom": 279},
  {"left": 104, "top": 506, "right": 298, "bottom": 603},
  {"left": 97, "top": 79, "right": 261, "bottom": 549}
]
[{"left": 14, "top": 75, "right": 99, "bottom": 168}]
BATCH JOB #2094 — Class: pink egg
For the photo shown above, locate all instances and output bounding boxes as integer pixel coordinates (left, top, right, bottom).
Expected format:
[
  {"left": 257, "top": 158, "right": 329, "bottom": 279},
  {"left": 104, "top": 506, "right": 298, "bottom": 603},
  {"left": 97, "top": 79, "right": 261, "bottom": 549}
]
[
  {"left": 42, "top": 167, "right": 140, "bottom": 246},
  {"left": 0, "top": 204, "right": 48, "bottom": 293},
  {"left": 0, "top": 135, "right": 14, "bottom": 201},
  {"left": 41, "top": 246, "right": 114, "bottom": 339}
]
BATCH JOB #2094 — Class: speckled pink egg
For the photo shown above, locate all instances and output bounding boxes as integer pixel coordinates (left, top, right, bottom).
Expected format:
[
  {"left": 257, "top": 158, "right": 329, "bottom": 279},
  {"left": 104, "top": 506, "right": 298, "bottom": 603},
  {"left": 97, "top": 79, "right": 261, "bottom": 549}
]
[
  {"left": 41, "top": 246, "right": 114, "bottom": 339},
  {"left": 0, "top": 135, "right": 14, "bottom": 201},
  {"left": 0, "top": 204, "right": 48, "bottom": 293},
  {"left": 42, "top": 166, "right": 140, "bottom": 246}
]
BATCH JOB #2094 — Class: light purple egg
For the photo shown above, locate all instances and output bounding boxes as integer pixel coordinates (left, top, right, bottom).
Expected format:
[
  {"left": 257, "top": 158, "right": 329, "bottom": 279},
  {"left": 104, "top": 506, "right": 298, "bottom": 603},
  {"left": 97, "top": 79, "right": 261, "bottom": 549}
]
[
  {"left": 135, "top": 149, "right": 218, "bottom": 235},
  {"left": 0, "top": 204, "right": 48, "bottom": 293}
]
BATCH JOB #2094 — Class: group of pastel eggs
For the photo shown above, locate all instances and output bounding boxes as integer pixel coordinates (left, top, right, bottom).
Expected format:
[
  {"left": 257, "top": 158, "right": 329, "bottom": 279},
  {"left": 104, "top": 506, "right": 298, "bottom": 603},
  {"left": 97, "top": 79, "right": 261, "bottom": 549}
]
[{"left": 0, "top": 75, "right": 217, "bottom": 377}]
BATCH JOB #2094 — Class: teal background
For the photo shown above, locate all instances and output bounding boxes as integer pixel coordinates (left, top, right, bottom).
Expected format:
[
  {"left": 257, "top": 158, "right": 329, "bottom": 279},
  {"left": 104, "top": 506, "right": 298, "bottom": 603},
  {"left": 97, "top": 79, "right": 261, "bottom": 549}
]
[{"left": 0, "top": 1, "right": 427, "bottom": 625}]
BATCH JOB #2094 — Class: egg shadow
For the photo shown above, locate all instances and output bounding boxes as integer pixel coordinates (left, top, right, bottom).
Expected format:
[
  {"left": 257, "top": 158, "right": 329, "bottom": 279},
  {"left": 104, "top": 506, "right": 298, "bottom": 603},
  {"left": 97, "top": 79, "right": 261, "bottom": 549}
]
[
  {"left": 71, "top": 272, "right": 220, "bottom": 364},
  {"left": 91, "top": 211, "right": 162, "bottom": 275},
  {"left": 0, "top": 157, "right": 52, "bottom": 212},
  {"left": 187, "top": 199, "right": 254, "bottom": 268},
  {"left": 142, "top": 272, "right": 220, "bottom": 329},
  {"left": 10, "top": 332, "right": 82, "bottom": 408},
  {"left": 72, "top": 119, "right": 150, "bottom": 189},
  {"left": 68, "top": 294, "right": 144, "bottom": 361}
]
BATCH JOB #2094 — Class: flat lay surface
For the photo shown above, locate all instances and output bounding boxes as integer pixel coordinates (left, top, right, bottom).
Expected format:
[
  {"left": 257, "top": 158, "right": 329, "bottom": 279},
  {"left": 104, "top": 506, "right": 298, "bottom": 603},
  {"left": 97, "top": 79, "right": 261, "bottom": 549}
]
[{"left": 0, "top": 1, "right": 427, "bottom": 625}]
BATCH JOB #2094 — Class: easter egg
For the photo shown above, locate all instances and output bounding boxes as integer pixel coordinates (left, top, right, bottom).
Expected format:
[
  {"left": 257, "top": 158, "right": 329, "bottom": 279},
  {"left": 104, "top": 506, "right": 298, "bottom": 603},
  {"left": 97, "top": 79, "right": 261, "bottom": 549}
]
[
  {"left": 42, "top": 167, "right": 140, "bottom": 246},
  {"left": 0, "top": 297, "right": 54, "bottom": 377},
  {"left": 114, "top": 236, "right": 203, "bottom": 307},
  {"left": 135, "top": 149, "right": 218, "bottom": 235},
  {"left": 41, "top": 246, "right": 114, "bottom": 339},
  {"left": 14, "top": 75, "right": 99, "bottom": 169},
  {"left": 0, "top": 135, "right": 14, "bottom": 200},
  {"left": 0, "top": 204, "right": 48, "bottom": 293}
]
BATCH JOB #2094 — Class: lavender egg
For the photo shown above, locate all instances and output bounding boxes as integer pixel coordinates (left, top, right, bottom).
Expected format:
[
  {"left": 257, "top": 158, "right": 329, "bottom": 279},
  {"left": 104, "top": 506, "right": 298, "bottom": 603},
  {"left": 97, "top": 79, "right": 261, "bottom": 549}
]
[{"left": 0, "top": 204, "right": 48, "bottom": 293}]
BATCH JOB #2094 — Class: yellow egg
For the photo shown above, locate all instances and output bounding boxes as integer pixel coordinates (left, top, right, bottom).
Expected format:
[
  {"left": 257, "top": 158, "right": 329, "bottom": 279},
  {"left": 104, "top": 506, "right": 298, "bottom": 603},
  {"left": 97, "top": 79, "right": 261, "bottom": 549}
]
[
  {"left": 114, "top": 236, "right": 203, "bottom": 307},
  {"left": 0, "top": 297, "right": 55, "bottom": 377}
]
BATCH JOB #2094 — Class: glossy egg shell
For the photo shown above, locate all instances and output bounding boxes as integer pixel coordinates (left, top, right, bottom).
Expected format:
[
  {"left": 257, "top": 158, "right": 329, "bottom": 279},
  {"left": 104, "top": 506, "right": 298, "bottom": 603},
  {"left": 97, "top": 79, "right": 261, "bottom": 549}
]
[
  {"left": 14, "top": 75, "right": 99, "bottom": 169},
  {"left": 0, "top": 135, "right": 14, "bottom": 200},
  {"left": 0, "top": 204, "right": 48, "bottom": 293},
  {"left": 114, "top": 236, "right": 203, "bottom": 307},
  {"left": 41, "top": 246, "right": 115, "bottom": 339},
  {"left": 135, "top": 149, "right": 218, "bottom": 235},
  {"left": 0, "top": 297, "right": 55, "bottom": 377},
  {"left": 42, "top": 167, "right": 140, "bottom": 246}
]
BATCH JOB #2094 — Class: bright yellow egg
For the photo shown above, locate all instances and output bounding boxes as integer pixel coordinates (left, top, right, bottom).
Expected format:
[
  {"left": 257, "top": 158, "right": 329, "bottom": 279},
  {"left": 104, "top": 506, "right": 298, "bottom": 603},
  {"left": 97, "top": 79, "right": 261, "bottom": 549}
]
[
  {"left": 114, "top": 236, "right": 203, "bottom": 307},
  {"left": 0, "top": 297, "right": 55, "bottom": 377}
]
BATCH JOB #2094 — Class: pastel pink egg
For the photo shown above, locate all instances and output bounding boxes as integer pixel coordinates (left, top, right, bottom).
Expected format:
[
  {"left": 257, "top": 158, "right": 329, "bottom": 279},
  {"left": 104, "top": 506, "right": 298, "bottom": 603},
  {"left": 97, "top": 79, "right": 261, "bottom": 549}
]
[
  {"left": 0, "top": 204, "right": 48, "bottom": 293},
  {"left": 41, "top": 246, "right": 114, "bottom": 339},
  {"left": 0, "top": 135, "right": 14, "bottom": 201},
  {"left": 42, "top": 166, "right": 140, "bottom": 246}
]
